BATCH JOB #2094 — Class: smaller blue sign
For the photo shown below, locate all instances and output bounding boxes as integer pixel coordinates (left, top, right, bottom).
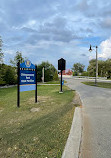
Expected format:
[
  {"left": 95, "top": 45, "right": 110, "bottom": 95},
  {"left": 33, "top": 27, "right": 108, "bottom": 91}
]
[{"left": 62, "top": 80, "right": 64, "bottom": 85}]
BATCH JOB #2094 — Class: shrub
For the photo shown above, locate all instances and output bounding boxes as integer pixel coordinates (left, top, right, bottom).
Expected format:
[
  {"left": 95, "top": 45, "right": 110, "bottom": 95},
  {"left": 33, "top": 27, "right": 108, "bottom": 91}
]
[
  {"left": 53, "top": 71, "right": 59, "bottom": 81},
  {"left": 37, "top": 61, "right": 58, "bottom": 82},
  {"left": 81, "top": 71, "right": 89, "bottom": 76},
  {"left": 3, "top": 67, "right": 17, "bottom": 85}
]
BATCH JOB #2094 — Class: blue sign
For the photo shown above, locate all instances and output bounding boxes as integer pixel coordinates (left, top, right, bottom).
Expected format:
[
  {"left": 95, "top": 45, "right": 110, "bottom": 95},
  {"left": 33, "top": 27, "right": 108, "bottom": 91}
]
[
  {"left": 20, "top": 60, "right": 35, "bottom": 69},
  {"left": 20, "top": 70, "right": 36, "bottom": 85},
  {"left": 62, "top": 80, "right": 64, "bottom": 85},
  {"left": 20, "top": 60, "right": 36, "bottom": 92}
]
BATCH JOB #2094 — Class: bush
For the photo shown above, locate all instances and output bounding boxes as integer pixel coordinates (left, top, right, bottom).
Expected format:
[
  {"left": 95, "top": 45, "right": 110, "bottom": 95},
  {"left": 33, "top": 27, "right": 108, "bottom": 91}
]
[
  {"left": 53, "top": 71, "right": 59, "bottom": 81},
  {"left": 37, "top": 61, "right": 58, "bottom": 82},
  {"left": 81, "top": 71, "right": 89, "bottom": 76},
  {"left": 3, "top": 67, "right": 17, "bottom": 85},
  {"left": 73, "top": 71, "right": 78, "bottom": 76},
  {"left": 0, "top": 80, "right": 6, "bottom": 86}
]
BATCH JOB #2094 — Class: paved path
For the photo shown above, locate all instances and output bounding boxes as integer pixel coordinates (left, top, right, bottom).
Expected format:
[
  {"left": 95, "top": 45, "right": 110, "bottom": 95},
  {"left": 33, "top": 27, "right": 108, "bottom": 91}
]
[{"left": 65, "top": 78, "right": 111, "bottom": 158}]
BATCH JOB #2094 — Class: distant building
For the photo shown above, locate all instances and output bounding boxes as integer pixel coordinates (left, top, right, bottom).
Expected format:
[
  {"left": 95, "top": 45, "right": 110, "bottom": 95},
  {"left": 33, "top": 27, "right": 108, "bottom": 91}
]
[{"left": 59, "top": 69, "right": 73, "bottom": 76}]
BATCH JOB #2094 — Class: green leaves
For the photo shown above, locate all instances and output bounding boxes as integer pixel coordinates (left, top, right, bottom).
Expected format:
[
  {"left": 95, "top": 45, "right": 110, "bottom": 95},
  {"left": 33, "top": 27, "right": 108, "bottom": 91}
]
[
  {"left": 88, "top": 59, "right": 111, "bottom": 77},
  {"left": 37, "top": 61, "right": 58, "bottom": 82},
  {"left": 72, "top": 63, "right": 85, "bottom": 75},
  {"left": 10, "top": 51, "right": 25, "bottom": 67},
  {"left": 0, "top": 36, "right": 4, "bottom": 64}
]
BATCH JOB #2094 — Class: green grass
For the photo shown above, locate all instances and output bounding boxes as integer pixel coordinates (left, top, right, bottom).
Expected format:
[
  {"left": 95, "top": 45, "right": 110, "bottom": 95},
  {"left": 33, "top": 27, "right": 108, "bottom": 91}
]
[
  {"left": 82, "top": 81, "right": 111, "bottom": 89},
  {"left": 0, "top": 85, "right": 75, "bottom": 158},
  {"left": 44, "top": 80, "right": 60, "bottom": 84},
  {"left": 40, "top": 80, "right": 67, "bottom": 84}
]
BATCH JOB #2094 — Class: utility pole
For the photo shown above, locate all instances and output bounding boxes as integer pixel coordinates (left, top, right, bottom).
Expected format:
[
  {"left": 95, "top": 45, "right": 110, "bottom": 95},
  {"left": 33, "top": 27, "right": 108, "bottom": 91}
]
[
  {"left": 42, "top": 67, "right": 44, "bottom": 83},
  {"left": 95, "top": 46, "right": 98, "bottom": 85}
]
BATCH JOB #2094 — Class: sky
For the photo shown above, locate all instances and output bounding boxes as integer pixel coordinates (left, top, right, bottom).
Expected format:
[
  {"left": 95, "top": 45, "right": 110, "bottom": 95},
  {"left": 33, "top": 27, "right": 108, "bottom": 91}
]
[{"left": 1, "top": 0, "right": 111, "bottom": 70}]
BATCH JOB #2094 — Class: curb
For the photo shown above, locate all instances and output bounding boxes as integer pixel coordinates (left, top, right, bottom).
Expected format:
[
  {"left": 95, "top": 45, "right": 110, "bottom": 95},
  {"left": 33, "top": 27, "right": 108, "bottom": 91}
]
[
  {"left": 38, "top": 84, "right": 60, "bottom": 85},
  {"left": 62, "top": 107, "right": 82, "bottom": 158}
]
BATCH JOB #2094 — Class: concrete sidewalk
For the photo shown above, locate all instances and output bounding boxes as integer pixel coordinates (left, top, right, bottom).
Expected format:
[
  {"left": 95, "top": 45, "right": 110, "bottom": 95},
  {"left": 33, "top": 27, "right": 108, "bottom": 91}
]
[{"left": 62, "top": 107, "right": 82, "bottom": 158}]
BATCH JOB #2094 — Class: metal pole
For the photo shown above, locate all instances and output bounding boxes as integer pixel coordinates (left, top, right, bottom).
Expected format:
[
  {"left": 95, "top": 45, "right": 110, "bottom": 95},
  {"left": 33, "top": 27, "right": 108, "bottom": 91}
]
[
  {"left": 17, "top": 62, "right": 20, "bottom": 107},
  {"left": 35, "top": 65, "right": 37, "bottom": 103},
  {"left": 42, "top": 67, "right": 44, "bottom": 83},
  {"left": 95, "top": 46, "right": 98, "bottom": 86},
  {"left": 60, "top": 70, "right": 62, "bottom": 92}
]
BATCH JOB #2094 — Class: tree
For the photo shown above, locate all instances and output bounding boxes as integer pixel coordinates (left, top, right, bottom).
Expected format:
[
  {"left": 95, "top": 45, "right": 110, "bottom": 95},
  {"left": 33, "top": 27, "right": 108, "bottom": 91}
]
[
  {"left": 72, "top": 63, "right": 85, "bottom": 75},
  {"left": 0, "top": 64, "right": 17, "bottom": 85},
  {"left": 10, "top": 51, "right": 25, "bottom": 67},
  {"left": 3, "top": 66, "right": 16, "bottom": 85},
  {"left": 0, "top": 36, "right": 4, "bottom": 64},
  {"left": 98, "top": 60, "right": 106, "bottom": 77},
  {"left": 0, "top": 63, "right": 6, "bottom": 84},
  {"left": 37, "top": 61, "right": 58, "bottom": 82},
  {"left": 87, "top": 59, "right": 111, "bottom": 77},
  {"left": 53, "top": 70, "right": 59, "bottom": 81},
  {"left": 105, "top": 59, "right": 111, "bottom": 78},
  {"left": 87, "top": 59, "right": 96, "bottom": 77}
]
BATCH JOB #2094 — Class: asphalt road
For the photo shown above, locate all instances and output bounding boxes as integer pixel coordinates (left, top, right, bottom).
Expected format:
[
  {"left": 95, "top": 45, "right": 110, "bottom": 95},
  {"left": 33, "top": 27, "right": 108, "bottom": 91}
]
[{"left": 65, "top": 77, "right": 111, "bottom": 158}]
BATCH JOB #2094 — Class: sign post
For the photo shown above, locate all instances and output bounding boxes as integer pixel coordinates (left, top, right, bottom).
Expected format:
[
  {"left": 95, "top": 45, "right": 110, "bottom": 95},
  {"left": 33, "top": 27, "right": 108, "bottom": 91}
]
[
  {"left": 58, "top": 58, "right": 66, "bottom": 93},
  {"left": 35, "top": 65, "right": 37, "bottom": 103},
  {"left": 17, "top": 62, "right": 20, "bottom": 108},
  {"left": 61, "top": 70, "right": 62, "bottom": 92},
  {"left": 17, "top": 60, "right": 37, "bottom": 107}
]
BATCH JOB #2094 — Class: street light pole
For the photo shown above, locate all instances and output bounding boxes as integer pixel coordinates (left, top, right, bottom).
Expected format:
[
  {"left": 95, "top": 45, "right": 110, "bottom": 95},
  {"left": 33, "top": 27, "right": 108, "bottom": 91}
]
[
  {"left": 89, "top": 45, "right": 98, "bottom": 86},
  {"left": 95, "top": 46, "right": 98, "bottom": 86}
]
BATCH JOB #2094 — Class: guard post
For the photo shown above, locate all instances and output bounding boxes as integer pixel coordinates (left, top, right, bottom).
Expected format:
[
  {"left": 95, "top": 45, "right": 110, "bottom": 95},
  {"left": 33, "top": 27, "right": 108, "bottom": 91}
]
[{"left": 58, "top": 58, "right": 66, "bottom": 93}]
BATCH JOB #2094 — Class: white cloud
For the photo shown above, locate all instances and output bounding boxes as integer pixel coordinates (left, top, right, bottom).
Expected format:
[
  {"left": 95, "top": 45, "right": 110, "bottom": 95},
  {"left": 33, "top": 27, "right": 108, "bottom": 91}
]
[
  {"left": 2, "top": 0, "right": 111, "bottom": 69},
  {"left": 4, "top": 49, "right": 15, "bottom": 55},
  {"left": 99, "top": 37, "right": 111, "bottom": 59}
]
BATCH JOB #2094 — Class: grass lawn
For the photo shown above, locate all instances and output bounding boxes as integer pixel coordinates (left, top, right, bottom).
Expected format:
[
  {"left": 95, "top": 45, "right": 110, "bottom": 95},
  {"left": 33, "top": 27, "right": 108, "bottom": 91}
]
[
  {"left": 82, "top": 81, "right": 111, "bottom": 89},
  {"left": 41, "top": 80, "right": 67, "bottom": 84},
  {"left": 0, "top": 85, "right": 76, "bottom": 158}
]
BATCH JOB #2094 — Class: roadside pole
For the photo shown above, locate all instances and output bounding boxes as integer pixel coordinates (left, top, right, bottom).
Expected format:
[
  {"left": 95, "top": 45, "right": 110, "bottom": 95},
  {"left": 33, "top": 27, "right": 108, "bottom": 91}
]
[
  {"left": 42, "top": 67, "right": 44, "bottom": 83},
  {"left": 17, "top": 62, "right": 20, "bottom": 108},
  {"left": 60, "top": 70, "right": 63, "bottom": 92},
  {"left": 95, "top": 46, "right": 98, "bottom": 86},
  {"left": 35, "top": 65, "right": 37, "bottom": 103}
]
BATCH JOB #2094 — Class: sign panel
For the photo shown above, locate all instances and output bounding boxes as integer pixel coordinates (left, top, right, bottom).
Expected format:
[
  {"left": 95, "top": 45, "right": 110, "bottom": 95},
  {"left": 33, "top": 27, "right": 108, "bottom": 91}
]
[
  {"left": 20, "top": 84, "right": 36, "bottom": 92},
  {"left": 19, "top": 60, "right": 36, "bottom": 92},
  {"left": 20, "top": 60, "right": 35, "bottom": 69},
  {"left": 20, "top": 70, "right": 36, "bottom": 85},
  {"left": 58, "top": 58, "right": 66, "bottom": 70},
  {"left": 62, "top": 80, "right": 64, "bottom": 85}
]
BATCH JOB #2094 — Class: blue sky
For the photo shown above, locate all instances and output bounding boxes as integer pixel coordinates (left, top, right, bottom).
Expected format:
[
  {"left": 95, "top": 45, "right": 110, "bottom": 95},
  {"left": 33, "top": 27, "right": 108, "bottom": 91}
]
[{"left": 1, "top": 0, "right": 111, "bottom": 70}]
